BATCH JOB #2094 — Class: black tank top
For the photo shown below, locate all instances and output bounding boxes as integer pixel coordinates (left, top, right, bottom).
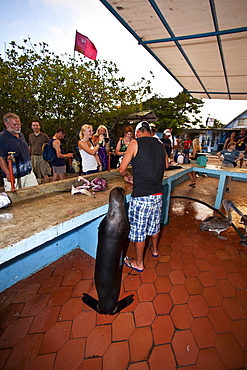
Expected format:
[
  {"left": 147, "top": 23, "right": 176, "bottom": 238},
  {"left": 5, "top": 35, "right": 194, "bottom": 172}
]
[
  {"left": 50, "top": 138, "right": 65, "bottom": 167},
  {"left": 131, "top": 137, "right": 165, "bottom": 197}
]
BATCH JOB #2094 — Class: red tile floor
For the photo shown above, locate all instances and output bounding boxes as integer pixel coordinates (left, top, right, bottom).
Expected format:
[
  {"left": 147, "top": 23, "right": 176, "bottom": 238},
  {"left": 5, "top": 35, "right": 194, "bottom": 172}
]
[{"left": 1, "top": 179, "right": 247, "bottom": 369}]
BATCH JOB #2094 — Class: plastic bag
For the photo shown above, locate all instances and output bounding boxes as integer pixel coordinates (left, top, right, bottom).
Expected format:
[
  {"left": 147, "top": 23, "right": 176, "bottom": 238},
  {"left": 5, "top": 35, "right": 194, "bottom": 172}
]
[
  {"left": 177, "top": 155, "right": 184, "bottom": 164},
  {"left": 0, "top": 192, "right": 12, "bottom": 209}
]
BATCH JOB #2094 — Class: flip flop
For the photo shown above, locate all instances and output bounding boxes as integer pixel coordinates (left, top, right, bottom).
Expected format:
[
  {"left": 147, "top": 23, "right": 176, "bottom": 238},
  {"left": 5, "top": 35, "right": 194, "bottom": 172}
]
[
  {"left": 151, "top": 252, "right": 159, "bottom": 258},
  {"left": 148, "top": 241, "right": 159, "bottom": 257},
  {"left": 189, "top": 183, "right": 196, "bottom": 187},
  {"left": 124, "top": 257, "right": 144, "bottom": 273},
  {"left": 149, "top": 244, "right": 159, "bottom": 257}
]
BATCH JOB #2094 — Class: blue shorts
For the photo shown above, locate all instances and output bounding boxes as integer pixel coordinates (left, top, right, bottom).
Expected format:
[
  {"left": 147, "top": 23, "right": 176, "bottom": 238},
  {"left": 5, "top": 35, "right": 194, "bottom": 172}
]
[{"left": 128, "top": 195, "right": 162, "bottom": 243}]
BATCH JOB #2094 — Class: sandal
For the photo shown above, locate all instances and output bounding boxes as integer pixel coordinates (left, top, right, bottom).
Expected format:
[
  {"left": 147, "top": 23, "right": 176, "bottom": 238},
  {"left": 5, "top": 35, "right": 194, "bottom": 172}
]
[
  {"left": 124, "top": 256, "right": 144, "bottom": 272},
  {"left": 149, "top": 242, "right": 159, "bottom": 257}
]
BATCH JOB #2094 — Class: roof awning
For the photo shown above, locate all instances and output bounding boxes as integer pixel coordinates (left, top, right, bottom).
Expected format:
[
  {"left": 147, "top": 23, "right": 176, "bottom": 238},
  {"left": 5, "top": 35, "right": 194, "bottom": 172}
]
[{"left": 100, "top": 0, "right": 247, "bottom": 100}]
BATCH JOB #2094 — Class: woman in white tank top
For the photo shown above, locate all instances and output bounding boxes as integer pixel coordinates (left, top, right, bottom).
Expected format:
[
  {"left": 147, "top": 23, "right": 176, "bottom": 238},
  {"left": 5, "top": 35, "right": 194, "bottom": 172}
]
[{"left": 78, "top": 124, "right": 103, "bottom": 175}]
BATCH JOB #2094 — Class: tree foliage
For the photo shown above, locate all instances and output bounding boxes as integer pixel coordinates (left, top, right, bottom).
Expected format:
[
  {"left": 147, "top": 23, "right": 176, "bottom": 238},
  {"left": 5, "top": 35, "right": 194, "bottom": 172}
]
[
  {"left": 0, "top": 39, "right": 152, "bottom": 151},
  {"left": 211, "top": 118, "right": 225, "bottom": 128},
  {"left": 199, "top": 118, "right": 224, "bottom": 129},
  {"left": 142, "top": 92, "right": 204, "bottom": 134}
]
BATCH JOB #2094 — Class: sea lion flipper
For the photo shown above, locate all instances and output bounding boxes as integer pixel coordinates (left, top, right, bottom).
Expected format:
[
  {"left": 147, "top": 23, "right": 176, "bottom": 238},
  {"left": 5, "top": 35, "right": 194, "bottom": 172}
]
[
  {"left": 82, "top": 293, "right": 99, "bottom": 312},
  {"left": 112, "top": 294, "right": 134, "bottom": 315}
]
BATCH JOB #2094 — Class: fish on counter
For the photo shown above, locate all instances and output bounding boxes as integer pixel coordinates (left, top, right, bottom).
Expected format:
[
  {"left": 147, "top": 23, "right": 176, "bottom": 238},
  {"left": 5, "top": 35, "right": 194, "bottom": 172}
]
[
  {"left": 124, "top": 173, "right": 133, "bottom": 184},
  {"left": 90, "top": 178, "right": 107, "bottom": 191},
  {"left": 71, "top": 177, "right": 107, "bottom": 197},
  {"left": 71, "top": 185, "right": 95, "bottom": 198},
  {"left": 77, "top": 177, "right": 91, "bottom": 189}
]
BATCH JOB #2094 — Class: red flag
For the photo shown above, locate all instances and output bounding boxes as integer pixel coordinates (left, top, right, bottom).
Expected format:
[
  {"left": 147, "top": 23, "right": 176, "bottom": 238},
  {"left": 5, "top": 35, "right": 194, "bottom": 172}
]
[{"left": 74, "top": 31, "right": 97, "bottom": 60}]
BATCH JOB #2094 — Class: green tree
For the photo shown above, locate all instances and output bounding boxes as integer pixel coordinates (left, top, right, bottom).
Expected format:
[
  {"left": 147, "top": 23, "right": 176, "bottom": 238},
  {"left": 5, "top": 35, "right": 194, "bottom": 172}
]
[
  {"left": 142, "top": 91, "right": 204, "bottom": 134},
  {"left": 199, "top": 118, "right": 224, "bottom": 129},
  {"left": 212, "top": 118, "right": 224, "bottom": 128},
  {"left": 0, "top": 39, "right": 152, "bottom": 151}
]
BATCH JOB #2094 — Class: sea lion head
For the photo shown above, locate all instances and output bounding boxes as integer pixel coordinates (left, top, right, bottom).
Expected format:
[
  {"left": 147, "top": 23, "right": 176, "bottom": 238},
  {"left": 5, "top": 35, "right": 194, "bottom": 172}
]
[{"left": 109, "top": 187, "right": 125, "bottom": 201}]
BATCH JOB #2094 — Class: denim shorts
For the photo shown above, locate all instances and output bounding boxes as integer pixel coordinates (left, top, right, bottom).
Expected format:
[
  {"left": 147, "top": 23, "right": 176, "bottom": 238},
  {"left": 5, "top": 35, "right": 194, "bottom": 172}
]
[{"left": 128, "top": 195, "right": 162, "bottom": 243}]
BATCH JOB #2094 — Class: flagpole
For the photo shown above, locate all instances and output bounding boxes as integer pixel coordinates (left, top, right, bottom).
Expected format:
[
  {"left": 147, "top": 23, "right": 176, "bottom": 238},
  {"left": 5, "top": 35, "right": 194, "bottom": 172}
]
[{"left": 73, "top": 30, "right": 77, "bottom": 60}]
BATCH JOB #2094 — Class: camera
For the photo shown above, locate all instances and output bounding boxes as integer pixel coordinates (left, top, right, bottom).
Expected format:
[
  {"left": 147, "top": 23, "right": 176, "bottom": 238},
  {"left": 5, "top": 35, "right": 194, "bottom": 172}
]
[{"left": 103, "top": 133, "right": 109, "bottom": 143}]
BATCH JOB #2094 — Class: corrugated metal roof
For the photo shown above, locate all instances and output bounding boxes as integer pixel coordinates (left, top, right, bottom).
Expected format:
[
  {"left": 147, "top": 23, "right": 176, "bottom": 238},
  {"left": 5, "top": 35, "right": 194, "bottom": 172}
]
[{"left": 100, "top": 0, "right": 247, "bottom": 100}]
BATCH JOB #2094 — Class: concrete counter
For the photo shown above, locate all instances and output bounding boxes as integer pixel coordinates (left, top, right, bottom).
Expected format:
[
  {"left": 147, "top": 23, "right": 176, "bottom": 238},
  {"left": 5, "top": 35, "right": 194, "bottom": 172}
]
[
  {"left": 1, "top": 164, "right": 246, "bottom": 263},
  {"left": 0, "top": 163, "right": 246, "bottom": 291}
]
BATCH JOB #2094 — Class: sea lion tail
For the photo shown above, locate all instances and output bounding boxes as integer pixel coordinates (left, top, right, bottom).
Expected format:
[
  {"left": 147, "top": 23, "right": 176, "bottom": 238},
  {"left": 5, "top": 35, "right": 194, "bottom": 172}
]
[
  {"left": 82, "top": 293, "right": 134, "bottom": 315},
  {"left": 82, "top": 293, "right": 99, "bottom": 312},
  {"left": 112, "top": 294, "right": 134, "bottom": 315}
]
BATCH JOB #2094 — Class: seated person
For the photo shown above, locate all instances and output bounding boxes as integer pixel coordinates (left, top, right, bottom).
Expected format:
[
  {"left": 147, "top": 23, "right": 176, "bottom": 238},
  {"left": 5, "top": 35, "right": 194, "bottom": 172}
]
[
  {"left": 187, "top": 139, "right": 202, "bottom": 187},
  {"left": 216, "top": 141, "right": 244, "bottom": 192},
  {"left": 189, "top": 139, "right": 201, "bottom": 160}
]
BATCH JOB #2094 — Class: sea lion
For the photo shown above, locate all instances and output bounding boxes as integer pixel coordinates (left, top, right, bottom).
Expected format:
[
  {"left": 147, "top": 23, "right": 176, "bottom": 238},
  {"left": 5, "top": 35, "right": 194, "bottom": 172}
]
[{"left": 82, "top": 187, "right": 134, "bottom": 315}]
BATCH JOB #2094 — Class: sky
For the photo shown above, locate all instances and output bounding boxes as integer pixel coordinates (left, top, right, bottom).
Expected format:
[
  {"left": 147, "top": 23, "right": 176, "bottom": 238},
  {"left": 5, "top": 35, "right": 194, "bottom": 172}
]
[{"left": 0, "top": 0, "right": 246, "bottom": 126}]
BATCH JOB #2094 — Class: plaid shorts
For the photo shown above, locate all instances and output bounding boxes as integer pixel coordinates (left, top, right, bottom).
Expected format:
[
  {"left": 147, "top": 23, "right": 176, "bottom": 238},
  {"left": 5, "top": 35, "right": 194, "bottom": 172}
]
[{"left": 128, "top": 195, "right": 162, "bottom": 243}]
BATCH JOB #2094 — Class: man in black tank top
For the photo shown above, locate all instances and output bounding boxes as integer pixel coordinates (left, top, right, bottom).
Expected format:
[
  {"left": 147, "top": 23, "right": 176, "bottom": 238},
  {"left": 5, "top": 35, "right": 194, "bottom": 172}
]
[{"left": 119, "top": 121, "right": 168, "bottom": 272}]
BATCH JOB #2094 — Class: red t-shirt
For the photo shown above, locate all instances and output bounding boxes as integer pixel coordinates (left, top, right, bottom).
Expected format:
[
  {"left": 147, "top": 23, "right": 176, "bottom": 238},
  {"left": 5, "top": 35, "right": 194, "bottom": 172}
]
[{"left": 183, "top": 140, "right": 192, "bottom": 149}]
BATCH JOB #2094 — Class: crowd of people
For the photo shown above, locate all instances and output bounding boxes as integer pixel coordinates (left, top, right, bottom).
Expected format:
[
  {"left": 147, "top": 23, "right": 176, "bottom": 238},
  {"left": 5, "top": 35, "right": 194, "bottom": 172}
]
[
  {"left": 0, "top": 113, "right": 134, "bottom": 191},
  {"left": 0, "top": 113, "right": 75, "bottom": 191},
  {"left": 1, "top": 113, "right": 247, "bottom": 272},
  {"left": 0, "top": 112, "right": 246, "bottom": 193},
  {"left": 0, "top": 116, "right": 168, "bottom": 273}
]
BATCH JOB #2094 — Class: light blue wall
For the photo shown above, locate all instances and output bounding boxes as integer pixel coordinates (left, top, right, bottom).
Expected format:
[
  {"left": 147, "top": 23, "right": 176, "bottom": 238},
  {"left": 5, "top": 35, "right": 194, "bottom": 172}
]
[{"left": 0, "top": 214, "right": 104, "bottom": 292}]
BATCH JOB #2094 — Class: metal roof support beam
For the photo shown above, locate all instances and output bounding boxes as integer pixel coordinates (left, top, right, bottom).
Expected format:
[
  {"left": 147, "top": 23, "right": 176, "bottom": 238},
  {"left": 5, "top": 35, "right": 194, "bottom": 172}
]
[
  {"left": 186, "top": 91, "right": 247, "bottom": 95},
  {"left": 100, "top": 0, "right": 186, "bottom": 91},
  {"left": 148, "top": 0, "right": 210, "bottom": 98},
  {"left": 209, "top": 0, "right": 231, "bottom": 99},
  {"left": 139, "top": 27, "right": 247, "bottom": 45}
]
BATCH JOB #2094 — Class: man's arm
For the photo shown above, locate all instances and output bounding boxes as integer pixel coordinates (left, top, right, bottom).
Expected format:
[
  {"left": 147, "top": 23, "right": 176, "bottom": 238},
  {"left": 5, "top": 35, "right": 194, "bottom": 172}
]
[
  {"left": 165, "top": 151, "right": 169, "bottom": 168},
  {"left": 53, "top": 140, "right": 73, "bottom": 159},
  {"left": 0, "top": 156, "right": 10, "bottom": 181},
  {"left": 119, "top": 139, "right": 137, "bottom": 178},
  {"left": 28, "top": 134, "right": 32, "bottom": 154}
]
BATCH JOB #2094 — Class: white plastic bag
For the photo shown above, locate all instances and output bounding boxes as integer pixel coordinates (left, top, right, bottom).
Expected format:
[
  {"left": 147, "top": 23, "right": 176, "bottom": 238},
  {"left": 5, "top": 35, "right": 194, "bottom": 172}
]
[
  {"left": 177, "top": 155, "right": 184, "bottom": 164},
  {"left": 0, "top": 192, "right": 12, "bottom": 209}
]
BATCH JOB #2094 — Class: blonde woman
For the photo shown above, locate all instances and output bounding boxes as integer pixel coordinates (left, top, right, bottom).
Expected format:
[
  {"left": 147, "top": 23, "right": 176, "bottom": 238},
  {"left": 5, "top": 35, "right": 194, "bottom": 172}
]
[
  {"left": 187, "top": 138, "right": 202, "bottom": 187},
  {"left": 78, "top": 124, "right": 103, "bottom": 175},
  {"left": 190, "top": 138, "right": 202, "bottom": 160},
  {"left": 92, "top": 125, "right": 110, "bottom": 171}
]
